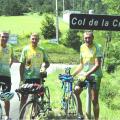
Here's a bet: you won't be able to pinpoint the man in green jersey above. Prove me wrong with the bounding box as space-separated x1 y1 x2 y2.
19 33 50 110
72 31 103 120
0 32 14 120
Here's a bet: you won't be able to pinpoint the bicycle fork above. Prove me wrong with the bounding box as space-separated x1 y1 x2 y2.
86 82 91 119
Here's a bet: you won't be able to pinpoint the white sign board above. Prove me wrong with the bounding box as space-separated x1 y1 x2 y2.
63 10 81 24
8 34 18 44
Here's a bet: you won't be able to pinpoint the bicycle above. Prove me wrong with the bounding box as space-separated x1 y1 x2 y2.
59 67 78 118
0 82 14 119
16 72 51 120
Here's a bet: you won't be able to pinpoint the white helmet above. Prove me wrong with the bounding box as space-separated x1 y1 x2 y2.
0 92 14 101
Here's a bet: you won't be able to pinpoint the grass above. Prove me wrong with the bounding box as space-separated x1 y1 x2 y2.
0 15 43 34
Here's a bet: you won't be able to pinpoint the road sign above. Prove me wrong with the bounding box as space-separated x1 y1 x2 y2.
70 14 120 31
8 34 18 44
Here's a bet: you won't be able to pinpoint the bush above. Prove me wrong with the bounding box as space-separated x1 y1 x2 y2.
60 29 82 52
40 14 56 39
105 41 120 73
100 81 118 108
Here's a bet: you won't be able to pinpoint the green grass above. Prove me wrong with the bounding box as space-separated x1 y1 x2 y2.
0 15 43 34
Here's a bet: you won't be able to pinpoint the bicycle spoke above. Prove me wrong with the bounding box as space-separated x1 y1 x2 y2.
43 86 51 112
67 93 78 118
19 101 40 119
0 104 2 119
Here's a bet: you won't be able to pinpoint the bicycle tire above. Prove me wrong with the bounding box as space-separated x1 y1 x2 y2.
43 86 51 112
67 92 78 118
0 104 2 119
19 100 41 120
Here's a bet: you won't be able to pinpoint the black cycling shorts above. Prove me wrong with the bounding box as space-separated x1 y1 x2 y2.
25 78 41 84
76 80 97 89
0 76 11 92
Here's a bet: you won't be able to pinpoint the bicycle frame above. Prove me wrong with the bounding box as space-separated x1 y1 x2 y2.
59 67 78 118
17 77 51 119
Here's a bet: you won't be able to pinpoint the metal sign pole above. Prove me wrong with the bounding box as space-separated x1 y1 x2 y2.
56 0 59 44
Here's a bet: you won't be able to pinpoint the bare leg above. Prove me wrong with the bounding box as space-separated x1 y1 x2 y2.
74 86 83 116
4 101 10 117
91 89 99 120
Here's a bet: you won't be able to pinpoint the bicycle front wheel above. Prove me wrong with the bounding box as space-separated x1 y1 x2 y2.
19 101 41 120
67 92 78 118
0 104 2 119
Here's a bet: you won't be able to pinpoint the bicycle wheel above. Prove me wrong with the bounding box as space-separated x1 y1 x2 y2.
67 92 78 118
0 104 2 119
19 100 41 120
43 86 51 112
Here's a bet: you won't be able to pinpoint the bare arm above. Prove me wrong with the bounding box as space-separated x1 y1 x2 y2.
20 62 25 81
72 62 83 77
44 61 50 69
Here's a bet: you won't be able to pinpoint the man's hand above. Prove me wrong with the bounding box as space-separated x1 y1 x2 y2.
40 67 46 73
79 72 87 81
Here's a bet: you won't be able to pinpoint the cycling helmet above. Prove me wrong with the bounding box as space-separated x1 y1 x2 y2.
0 92 14 101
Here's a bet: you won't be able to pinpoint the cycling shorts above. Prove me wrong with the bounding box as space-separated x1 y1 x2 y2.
0 76 11 92
76 77 102 91
25 78 41 84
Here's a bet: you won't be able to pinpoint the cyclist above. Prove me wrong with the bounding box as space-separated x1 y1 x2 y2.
72 31 103 120
19 33 50 110
0 32 14 120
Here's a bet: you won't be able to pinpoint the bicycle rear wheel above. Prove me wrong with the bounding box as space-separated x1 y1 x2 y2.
43 86 51 112
19 101 41 120
0 104 2 119
67 92 78 118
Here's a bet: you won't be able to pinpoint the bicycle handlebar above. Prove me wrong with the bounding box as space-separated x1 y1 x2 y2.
59 74 73 82
15 84 44 95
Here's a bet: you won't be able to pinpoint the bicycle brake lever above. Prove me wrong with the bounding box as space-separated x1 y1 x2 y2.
16 92 21 101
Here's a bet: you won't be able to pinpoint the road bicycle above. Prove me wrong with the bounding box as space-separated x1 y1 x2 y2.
16 72 51 120
59 67 78 119
0 82 14 119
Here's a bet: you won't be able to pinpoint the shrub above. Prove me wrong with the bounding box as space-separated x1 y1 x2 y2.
100 81 118 108
40 14 56 39
60 29 82 52
105 41 120 73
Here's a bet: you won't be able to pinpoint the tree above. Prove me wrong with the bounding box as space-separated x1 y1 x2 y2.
0 0 26 16
61 29 82 52
102 0 120 15
40 14 56 39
